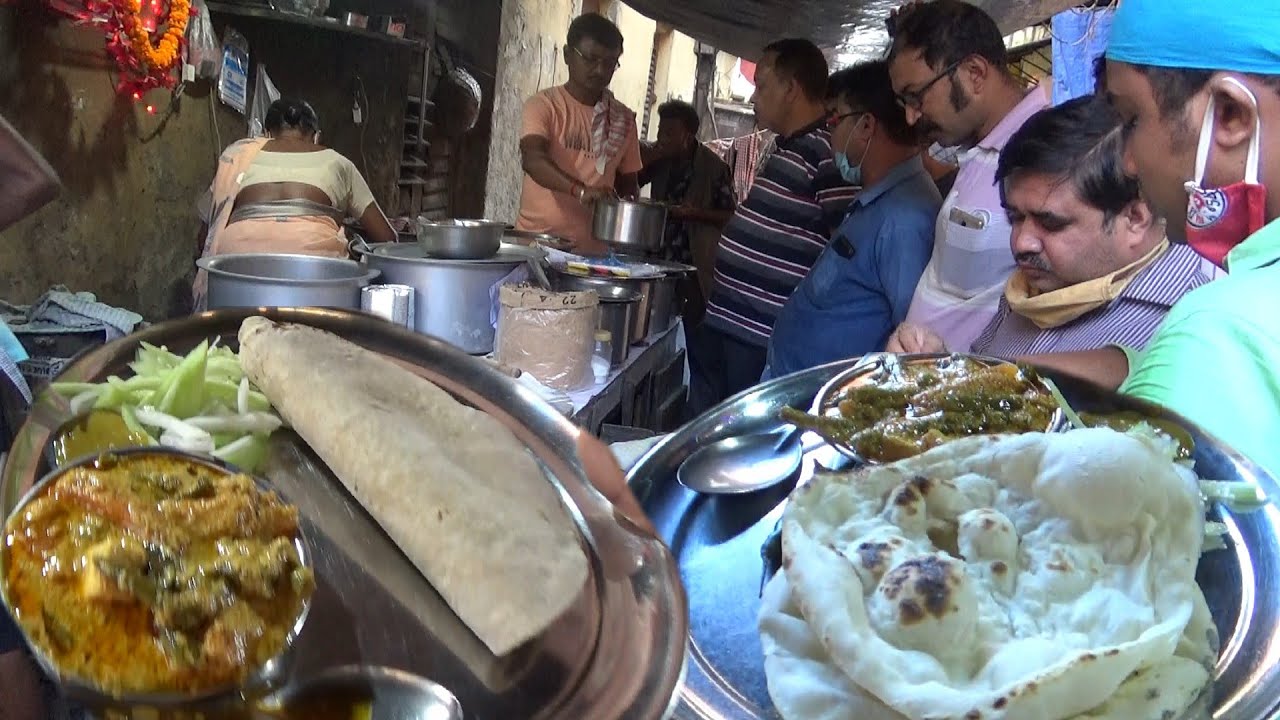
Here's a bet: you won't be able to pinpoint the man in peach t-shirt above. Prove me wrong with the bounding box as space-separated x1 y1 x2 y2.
517 13 642 255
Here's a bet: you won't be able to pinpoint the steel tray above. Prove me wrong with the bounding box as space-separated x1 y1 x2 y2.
629 358 1280 720
1 307 688 720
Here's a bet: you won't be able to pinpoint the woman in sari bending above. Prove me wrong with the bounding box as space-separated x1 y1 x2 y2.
193 98 396 309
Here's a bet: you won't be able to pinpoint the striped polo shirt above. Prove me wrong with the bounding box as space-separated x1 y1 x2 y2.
970 243 1221 356
704 119 856 347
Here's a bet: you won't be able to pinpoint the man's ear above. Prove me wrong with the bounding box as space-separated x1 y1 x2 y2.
1121 198 1158 248
1208 74 1260 161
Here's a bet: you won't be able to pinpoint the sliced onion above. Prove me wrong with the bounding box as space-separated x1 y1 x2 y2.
185 412 282 435
159 429 216 454
70 389 101 416
134 405 210 442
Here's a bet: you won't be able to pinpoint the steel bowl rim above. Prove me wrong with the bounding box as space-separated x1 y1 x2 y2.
257 663 463 717
0 445 314 706
197 253 381 287
592 287 642 304
360 241 531 267
415 218 507 230
599 197 668 210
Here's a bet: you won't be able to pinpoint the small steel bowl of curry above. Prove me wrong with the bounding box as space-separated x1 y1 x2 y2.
0 447 315 718
785 353 1064 464
254 665 464 720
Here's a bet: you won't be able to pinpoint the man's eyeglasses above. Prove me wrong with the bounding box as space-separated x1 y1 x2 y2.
826 109 868 129
894 60 962 110
572 46 621 71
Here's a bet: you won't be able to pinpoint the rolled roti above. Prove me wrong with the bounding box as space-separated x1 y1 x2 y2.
238 316 589 656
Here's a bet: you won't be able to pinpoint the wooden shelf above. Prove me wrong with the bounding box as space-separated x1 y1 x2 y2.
204 2 425 49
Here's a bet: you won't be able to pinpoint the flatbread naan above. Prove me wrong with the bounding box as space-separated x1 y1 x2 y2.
760 429 1211 720
238 316 590 656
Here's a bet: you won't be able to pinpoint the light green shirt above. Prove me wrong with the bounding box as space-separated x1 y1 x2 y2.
1121 218 1280 478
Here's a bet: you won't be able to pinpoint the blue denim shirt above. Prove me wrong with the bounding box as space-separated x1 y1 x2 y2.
764 155 941 380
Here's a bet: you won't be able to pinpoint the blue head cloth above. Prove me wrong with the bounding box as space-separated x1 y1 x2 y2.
1106 0 1280 74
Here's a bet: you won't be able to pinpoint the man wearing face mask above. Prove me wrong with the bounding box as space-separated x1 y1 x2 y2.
1091 0 1280 478
886 0 1050 352
888 95 1218 359
685 38 854 417
517 13 643 256
762 61 940 380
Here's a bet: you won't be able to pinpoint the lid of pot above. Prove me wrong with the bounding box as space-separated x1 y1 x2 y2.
364 242 535 266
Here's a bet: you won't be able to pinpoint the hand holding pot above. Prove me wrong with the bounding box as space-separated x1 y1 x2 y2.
578 185 617 205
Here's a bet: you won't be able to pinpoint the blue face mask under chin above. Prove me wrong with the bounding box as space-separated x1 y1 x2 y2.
834 114 870 185
835 151 861 186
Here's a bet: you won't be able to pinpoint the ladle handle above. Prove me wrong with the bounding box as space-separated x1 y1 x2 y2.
772 425 829 454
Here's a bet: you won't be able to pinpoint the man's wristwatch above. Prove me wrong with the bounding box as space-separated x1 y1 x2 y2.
572 183 585 202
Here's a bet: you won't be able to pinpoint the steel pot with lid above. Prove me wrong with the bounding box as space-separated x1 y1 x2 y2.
355 242 530 354
591 198 669 254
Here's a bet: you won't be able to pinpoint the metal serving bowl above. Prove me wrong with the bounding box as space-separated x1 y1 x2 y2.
0 447 313 719
809 352 1065 463
254 665 463 720
416 218 506 260
591 198 669 254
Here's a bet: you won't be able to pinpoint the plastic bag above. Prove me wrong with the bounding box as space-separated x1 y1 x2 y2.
187 0 220 80
494 285 599 391
248 64 281 138
217 27 250 114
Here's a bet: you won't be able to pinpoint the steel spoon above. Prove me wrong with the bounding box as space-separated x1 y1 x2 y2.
676 427 824 494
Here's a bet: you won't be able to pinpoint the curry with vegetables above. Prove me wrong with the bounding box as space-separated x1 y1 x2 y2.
2 451 314 696
784 357 1059 462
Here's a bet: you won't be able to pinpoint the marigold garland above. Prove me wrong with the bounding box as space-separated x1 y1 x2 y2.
49 0 190 98
121 0 189 71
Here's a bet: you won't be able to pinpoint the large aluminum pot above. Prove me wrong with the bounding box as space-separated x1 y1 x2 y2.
197 253 380 310
416 218 505 259
591 198 668 254
549 268 656 346
357 242 527 354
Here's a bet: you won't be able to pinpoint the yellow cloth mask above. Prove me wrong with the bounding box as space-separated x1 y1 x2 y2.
1004 238 1170 329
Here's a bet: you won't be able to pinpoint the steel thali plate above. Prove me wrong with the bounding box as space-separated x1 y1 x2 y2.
0 307 688 720
629 357 1280 720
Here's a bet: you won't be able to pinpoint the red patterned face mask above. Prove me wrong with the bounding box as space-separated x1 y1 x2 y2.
1184 77 1268 269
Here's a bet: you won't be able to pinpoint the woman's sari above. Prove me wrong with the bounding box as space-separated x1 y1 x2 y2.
192 139 351 310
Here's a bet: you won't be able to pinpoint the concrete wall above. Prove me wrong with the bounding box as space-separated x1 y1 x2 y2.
643 28 697 141
604 1 656 123
0 5 412 320
482 0 580 223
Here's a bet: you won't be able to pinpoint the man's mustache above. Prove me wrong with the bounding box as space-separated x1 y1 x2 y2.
1015 252 1051 271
